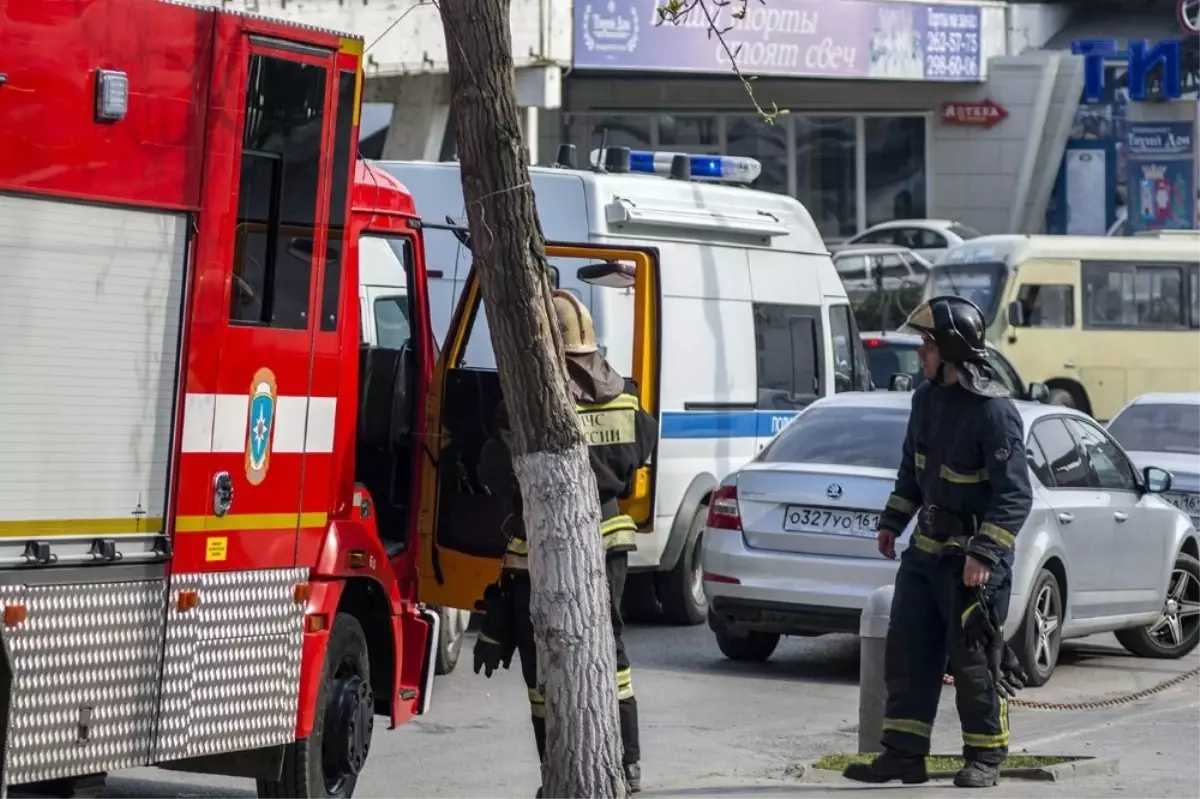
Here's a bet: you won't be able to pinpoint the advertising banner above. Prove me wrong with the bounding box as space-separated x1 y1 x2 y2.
1126 121 1196 233
573 0 984 82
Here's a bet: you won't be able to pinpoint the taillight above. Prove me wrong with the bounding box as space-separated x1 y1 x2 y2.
863 337 885 348
707 485 742 531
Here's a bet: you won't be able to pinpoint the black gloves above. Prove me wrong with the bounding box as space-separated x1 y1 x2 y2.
473 580 516 678
961 588 1028 699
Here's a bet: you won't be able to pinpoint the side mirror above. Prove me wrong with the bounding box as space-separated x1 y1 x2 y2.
1007 300 1026 328
577 261 636 289
1143 466 1173 494
888 373 913 392
1025 382 1050 404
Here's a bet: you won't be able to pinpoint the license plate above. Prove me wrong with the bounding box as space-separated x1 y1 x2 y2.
783 505 880 538
1165 492 1200 518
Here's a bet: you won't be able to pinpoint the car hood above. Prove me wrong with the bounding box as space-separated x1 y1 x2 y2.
1126 451 1200 492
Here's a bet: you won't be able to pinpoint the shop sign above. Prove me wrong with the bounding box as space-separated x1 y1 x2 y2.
1072 39 1184 102
1127 123 1193 157
573 0 984 82
940 99 1007 128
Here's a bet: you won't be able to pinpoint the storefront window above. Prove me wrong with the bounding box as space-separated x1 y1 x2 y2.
727 116 787 195
795 116 856 240
657 114 720 152
588 115 652 156
864 116 927 227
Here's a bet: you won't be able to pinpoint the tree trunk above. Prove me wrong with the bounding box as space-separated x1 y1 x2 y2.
437 1 625 796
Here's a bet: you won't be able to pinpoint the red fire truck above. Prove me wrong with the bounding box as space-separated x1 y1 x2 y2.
0 1 442 795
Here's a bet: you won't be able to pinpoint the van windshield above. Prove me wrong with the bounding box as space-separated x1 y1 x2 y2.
924 261 1008 325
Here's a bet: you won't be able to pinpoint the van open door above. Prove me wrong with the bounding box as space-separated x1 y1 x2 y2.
415 244 661 611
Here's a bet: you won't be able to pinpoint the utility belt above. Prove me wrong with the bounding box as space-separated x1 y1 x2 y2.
912 505 977 557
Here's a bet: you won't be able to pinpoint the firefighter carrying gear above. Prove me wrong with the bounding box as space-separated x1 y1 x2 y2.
473 579 517 678
962 587 1028 700
848 294 1033 787
473 291 658 791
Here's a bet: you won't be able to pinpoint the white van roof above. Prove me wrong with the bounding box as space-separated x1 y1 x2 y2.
940 233 1200 267
376 157 829 256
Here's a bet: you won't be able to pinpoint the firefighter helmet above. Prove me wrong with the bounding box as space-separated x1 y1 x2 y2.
902 295 989 364
552 290 598 355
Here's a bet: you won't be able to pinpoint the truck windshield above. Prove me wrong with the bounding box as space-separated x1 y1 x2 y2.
924 261 1008 325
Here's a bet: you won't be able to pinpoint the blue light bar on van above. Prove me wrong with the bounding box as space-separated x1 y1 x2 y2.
624 150 763 184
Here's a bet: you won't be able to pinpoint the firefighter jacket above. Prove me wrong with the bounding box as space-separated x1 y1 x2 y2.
478 353 658 571
878 380 1033 568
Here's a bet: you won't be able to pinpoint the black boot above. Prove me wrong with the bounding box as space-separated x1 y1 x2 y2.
842 749 928 785
953 760 1001 788
623 763 642 795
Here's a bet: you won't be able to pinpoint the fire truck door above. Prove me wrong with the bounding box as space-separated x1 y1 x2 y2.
416 244 661 611
181 36 352 570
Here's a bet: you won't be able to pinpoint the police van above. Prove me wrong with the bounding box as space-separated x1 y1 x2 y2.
376 147 871 626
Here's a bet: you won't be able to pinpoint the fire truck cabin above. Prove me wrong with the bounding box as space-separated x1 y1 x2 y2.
0 1 437 795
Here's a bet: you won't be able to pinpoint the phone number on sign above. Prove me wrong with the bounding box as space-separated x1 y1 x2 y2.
926 53 980 80
926 30 979 56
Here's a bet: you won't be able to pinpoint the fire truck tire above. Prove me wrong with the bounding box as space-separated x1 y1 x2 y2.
258 613 372 799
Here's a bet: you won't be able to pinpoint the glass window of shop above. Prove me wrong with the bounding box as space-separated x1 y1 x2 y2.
568 112 929 242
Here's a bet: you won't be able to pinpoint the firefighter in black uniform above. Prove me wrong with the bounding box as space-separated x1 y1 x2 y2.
844 296 1033 789
471 290 658 796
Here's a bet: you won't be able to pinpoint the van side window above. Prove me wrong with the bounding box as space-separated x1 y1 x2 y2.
229 54 328 330
1016 284 1074 327
1083 262 1186 328
753 303 823 410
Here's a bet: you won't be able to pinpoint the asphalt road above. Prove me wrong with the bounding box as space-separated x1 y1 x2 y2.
65 624 1200 798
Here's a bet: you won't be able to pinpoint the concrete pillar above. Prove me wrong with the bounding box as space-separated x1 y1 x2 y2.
858 584 895 754
365 74 451 162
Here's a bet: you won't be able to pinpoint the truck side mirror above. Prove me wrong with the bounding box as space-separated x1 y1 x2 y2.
1007 300 1026 328
577 261 636 289
888 373 913 392
1025 382 1050 404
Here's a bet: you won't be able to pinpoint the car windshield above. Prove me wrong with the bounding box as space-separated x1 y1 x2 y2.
864 342 923 389
759 405 909 469
925 261 1007 324
947 224 982 240
1108 404 1200 455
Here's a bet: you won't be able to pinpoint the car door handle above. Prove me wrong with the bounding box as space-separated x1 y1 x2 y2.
1057 512 1074 524
1114 512 1129 523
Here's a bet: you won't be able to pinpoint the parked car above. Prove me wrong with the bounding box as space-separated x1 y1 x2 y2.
831 219 983 263
834 248 930 332
859 331 1048 404
1107 393 1200 527
701 391 1199 686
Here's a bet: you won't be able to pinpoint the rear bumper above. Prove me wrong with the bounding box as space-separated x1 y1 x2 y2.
701 527 900 636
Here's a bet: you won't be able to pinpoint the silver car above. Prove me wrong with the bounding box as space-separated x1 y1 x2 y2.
701 391 1199 686
1107 393 1200 526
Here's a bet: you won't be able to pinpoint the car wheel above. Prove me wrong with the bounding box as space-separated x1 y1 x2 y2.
1016 569 1063 687
656 505 708 626
709 611 779 662
1047 388 1076 408
435 607 470 675
1115 552 1200 659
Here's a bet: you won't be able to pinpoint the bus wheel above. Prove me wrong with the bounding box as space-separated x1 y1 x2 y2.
259 613 372 799
1047 388 1076 408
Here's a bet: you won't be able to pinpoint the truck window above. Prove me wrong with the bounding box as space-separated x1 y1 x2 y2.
229 54 328 330
753 303 823 410
319 70 358 333
374 297 411 350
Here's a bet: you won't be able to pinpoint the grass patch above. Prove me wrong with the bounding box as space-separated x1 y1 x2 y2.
813 753 1073 773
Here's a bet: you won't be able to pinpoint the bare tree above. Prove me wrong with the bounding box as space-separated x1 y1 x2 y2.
437 1 625 796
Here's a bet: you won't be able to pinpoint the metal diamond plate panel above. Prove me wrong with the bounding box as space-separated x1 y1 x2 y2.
0 580 167 787
153 568 308 763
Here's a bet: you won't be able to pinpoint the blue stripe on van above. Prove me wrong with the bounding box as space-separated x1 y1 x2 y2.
659 410 798 439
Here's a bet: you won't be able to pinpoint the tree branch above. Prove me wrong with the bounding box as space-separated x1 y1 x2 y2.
656 0 789 124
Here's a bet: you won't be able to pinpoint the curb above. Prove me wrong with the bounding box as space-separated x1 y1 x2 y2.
791 755 1120 784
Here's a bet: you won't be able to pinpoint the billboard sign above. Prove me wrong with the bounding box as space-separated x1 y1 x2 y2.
1072 39 1185 102
573 0 984 82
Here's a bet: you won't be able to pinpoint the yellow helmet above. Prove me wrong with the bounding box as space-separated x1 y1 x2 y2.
551 290 597 355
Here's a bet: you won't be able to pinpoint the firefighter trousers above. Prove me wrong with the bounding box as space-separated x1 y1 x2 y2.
511 551 640 766
881 548 1012 766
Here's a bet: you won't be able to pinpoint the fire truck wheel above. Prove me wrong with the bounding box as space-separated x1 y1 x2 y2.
258 613 372 799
